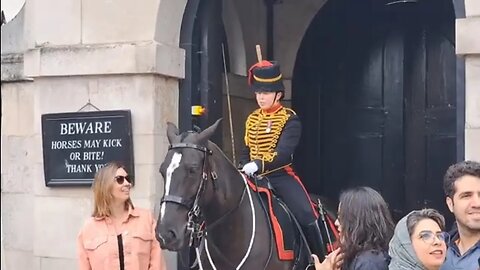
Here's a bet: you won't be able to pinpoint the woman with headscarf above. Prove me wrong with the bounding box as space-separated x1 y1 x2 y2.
389 209 448 270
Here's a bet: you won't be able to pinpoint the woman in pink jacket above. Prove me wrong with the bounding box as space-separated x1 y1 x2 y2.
77 162 166 270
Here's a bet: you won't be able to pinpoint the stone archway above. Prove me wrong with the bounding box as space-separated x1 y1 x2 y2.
155 0 188 46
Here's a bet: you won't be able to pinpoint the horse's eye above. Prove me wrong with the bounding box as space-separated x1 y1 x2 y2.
188 167 198 175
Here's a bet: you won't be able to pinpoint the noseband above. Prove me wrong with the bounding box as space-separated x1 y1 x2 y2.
161 142 217 247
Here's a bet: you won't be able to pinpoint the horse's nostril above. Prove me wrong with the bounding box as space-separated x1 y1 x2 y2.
157 228 178 245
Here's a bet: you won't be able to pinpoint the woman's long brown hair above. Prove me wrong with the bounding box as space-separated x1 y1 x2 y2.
92 162 134 218
338 186 394 269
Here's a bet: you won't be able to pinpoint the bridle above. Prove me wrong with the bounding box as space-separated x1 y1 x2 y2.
161 142 216 247
160 141 257 270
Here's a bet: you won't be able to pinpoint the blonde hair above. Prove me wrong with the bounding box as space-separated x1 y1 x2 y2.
92 162 134 218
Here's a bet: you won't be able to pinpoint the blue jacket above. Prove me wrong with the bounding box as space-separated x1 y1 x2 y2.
440 227 480 270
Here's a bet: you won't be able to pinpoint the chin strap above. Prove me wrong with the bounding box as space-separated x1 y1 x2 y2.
265 93 282 111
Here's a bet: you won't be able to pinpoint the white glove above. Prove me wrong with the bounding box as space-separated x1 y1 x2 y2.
242 162 259 176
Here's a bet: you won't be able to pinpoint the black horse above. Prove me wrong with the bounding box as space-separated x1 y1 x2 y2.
156 120 337 270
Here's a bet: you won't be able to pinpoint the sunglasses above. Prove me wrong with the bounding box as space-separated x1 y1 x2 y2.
114 175 132 185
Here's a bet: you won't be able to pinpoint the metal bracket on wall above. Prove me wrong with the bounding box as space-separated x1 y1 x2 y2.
77 100 101 112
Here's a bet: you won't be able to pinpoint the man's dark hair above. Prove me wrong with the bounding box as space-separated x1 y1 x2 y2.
443 160 480 198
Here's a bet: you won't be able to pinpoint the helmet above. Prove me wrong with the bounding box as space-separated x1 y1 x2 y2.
248 60 285 92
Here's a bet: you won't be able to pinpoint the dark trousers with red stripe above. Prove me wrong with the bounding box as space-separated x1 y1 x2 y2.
267 169 318 226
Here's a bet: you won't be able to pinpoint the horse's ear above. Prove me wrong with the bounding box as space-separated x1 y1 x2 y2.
166 122 179 144
198 118 222 142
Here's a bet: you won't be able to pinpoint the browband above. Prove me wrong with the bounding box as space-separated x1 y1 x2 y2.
169 143 212 155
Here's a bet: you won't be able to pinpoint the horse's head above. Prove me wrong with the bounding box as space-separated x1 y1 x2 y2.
155 119 221 251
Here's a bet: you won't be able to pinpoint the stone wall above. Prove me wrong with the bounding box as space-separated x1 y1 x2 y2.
1 0 185 269
1 74 180 270
458 0 480 160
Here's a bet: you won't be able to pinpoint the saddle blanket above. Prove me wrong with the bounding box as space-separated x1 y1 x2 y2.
245 176 340 261
246 177 298 261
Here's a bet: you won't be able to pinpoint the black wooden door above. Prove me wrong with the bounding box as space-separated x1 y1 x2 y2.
403 2 457 220
292 0 457 221
178 0 224 269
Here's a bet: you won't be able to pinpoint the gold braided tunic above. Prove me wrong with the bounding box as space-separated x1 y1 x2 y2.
243 106 298 174
240 105 318 230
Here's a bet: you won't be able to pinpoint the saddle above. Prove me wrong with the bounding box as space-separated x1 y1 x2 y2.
247 177 298 260
246 176 339 261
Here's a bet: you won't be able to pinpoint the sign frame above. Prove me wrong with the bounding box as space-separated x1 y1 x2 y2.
41 110 134 187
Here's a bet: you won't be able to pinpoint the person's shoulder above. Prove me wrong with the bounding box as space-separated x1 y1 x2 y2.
446 226 459 247
283 108 300 124
81 216 102 228
245 109 261 127
78 217 106 237
351 250 390 270
132 207 153 215
283 107 297 116
246 109 262 121
131 207 155 220
249 108 262 115
441 242 480 270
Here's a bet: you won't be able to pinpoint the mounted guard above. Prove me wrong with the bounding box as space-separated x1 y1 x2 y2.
156 45 338 270
239 57 327 260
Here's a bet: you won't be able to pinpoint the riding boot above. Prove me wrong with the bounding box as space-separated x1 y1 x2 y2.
303 220 327 261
